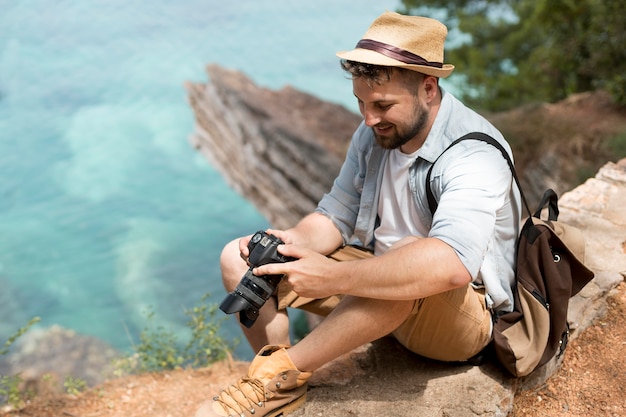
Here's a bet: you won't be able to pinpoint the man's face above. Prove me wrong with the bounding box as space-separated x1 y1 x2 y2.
353 73 429 152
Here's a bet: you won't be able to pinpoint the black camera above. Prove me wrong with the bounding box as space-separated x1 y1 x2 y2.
219 231 295 328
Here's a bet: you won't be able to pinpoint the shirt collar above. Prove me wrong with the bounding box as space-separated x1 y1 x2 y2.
417 87 453 163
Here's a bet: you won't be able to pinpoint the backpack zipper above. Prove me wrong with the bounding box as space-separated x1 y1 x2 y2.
531 289 550 311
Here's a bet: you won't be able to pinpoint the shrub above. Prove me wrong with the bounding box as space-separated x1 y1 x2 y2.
115 293 237 374
0 317 41 409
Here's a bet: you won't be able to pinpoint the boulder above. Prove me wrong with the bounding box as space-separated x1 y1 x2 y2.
0 325 120 394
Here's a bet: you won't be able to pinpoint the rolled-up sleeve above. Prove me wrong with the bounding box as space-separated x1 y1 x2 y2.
316 123 370 243
427 141 513 279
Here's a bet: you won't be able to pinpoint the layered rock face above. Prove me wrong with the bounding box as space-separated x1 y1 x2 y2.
186 65 361 230
186 66 625 229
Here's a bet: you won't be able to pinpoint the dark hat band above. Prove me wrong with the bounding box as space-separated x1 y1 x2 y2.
355 39 443 68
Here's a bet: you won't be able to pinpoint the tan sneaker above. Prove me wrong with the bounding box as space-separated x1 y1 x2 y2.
194 345 311 417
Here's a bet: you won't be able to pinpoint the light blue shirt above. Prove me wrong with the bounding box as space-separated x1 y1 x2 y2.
316 88 521 312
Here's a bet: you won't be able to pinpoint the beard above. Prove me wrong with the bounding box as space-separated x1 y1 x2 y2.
373 101 429 150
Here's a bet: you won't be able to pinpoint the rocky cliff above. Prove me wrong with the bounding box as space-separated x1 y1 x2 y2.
186 65 626 225
186 65 361 230
488 90 626 204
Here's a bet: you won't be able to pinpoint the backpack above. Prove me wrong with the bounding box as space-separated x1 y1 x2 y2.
426 132 595 377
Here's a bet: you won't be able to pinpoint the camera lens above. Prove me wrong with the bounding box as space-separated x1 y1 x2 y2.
219 231 292 327
240 275 272 301
251 232 262 244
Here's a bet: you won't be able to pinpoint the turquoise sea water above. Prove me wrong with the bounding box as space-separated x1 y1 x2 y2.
1 0 414 359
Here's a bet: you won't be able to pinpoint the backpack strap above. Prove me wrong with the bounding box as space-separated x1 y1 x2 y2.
425 132 532 218
534 188 559 221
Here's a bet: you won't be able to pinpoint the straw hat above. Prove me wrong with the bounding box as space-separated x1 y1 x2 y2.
336 12 455 78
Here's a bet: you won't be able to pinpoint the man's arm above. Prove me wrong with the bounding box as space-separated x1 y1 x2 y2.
263 212 343 257
332 236 471 299
255 235 470 301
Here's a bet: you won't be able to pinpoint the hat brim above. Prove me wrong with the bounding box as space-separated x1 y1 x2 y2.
337 49 454 78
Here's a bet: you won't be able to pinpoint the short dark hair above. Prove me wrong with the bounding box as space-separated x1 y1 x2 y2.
340 60 427 92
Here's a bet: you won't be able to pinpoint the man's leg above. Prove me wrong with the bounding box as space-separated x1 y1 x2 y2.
195 291 414 417
203 243 413 416
288 295 414 372
220 239 290 353
392 285 492 361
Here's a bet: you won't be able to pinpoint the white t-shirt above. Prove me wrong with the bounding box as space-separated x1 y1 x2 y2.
374 148 428 255
316 88 521 312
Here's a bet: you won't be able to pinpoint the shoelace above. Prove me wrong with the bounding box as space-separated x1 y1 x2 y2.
214 377 269 416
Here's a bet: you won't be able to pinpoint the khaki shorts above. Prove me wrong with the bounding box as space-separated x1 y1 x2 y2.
276 245 492 362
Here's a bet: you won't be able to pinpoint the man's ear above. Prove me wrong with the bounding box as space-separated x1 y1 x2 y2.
423 76 439 102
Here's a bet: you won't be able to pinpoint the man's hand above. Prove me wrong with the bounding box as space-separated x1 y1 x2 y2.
253 243 340 300
238 228 292 261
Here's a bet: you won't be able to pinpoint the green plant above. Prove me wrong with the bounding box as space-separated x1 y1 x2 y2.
0 317 40 356
575 164 598 186
0 317 41 409
134 310 183 371
180 293 237 368
115 293 237 374
0 374 22 409
64 376 87 395
401 0 626 110
607 131 626 158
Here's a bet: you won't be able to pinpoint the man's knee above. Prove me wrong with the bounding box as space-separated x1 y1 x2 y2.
392 286 492 361
220 238 248 291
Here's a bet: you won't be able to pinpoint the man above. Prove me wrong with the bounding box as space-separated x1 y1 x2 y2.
194 11 521 417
